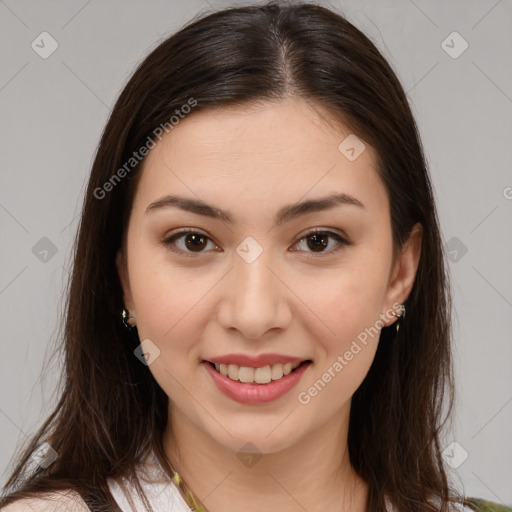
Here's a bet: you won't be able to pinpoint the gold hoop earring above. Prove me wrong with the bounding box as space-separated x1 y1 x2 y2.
391 304 406 333
121 307 136 329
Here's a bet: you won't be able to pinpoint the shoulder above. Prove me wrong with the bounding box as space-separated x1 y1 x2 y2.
1 490 90 512
384 494 512 512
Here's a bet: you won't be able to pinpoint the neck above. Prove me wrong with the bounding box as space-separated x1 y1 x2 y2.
162 403 368 512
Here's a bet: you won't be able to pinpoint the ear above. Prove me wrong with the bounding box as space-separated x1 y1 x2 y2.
116 250 135 314
381 222 423 326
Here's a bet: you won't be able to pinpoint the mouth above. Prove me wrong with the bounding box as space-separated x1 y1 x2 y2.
205 360 312 385
202 358 312 404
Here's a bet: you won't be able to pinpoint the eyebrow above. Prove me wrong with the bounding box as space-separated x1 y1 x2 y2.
145 192 364 225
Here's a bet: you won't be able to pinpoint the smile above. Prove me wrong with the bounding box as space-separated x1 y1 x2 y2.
210 361 303 384
203 360 312 405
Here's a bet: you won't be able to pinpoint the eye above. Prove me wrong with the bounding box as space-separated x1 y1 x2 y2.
162 228 351 257
291 229 351 256
162 229 219 257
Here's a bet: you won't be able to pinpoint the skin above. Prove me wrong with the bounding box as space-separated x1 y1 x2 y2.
116 98 422 512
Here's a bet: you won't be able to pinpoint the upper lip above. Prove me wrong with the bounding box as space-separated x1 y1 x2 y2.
205 353 308 367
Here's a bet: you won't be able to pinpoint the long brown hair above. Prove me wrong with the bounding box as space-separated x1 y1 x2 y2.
1 2 462 511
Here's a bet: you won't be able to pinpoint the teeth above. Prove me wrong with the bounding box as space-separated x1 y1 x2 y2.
212 361 302 384
227 364 239 380
238 366 254 383
271 364 283 380
254 365 272 384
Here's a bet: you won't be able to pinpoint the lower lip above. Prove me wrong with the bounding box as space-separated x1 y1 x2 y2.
203 361 311 405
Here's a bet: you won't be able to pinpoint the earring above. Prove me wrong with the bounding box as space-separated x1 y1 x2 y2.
391 304 406 333
121 307 136 329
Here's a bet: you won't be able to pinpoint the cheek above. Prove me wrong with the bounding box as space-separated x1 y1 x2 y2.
303 337 378 414
128 261 210 398
289 253 392 377
295 258 390 335
294 269 385 410
342 241 393 313
126 246 180 332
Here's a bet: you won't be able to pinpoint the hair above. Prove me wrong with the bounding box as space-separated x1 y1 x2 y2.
1 2 469 511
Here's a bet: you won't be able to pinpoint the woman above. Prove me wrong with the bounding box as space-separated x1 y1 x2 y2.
1 2 509 511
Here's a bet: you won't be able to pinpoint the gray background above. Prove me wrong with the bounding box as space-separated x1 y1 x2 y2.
1 0 511 505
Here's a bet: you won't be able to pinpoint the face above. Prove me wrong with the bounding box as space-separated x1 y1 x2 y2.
116 99 421 454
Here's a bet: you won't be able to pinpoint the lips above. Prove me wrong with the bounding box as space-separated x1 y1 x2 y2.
203 359 311 404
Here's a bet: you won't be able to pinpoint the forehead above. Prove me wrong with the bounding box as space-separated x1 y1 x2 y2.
132 99 388 221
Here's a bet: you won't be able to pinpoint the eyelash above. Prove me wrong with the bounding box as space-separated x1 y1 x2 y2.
162 228 351 258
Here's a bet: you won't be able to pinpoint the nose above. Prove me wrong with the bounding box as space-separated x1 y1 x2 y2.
216 248 292 340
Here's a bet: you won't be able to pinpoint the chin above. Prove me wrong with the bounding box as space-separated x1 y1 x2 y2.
205 416 307 456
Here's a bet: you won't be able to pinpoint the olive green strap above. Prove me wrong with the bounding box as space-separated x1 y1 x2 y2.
171 472 209 512
465 497 512 512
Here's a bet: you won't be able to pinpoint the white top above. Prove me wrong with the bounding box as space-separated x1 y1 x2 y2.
106 450 192 512
2 450 476 512
1 450 190 512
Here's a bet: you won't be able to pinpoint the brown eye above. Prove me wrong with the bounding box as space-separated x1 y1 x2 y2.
163 230 218 256
163 228 350 258
306 232 329 252
293 230 350 255
183 233 208 251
